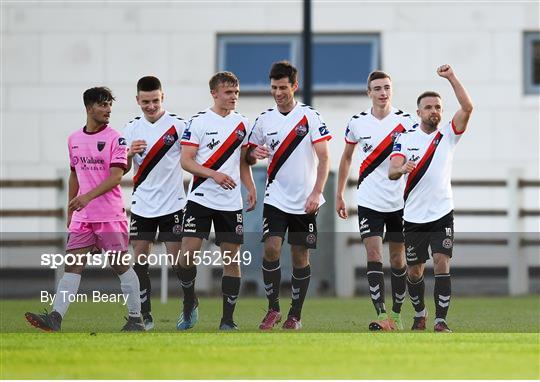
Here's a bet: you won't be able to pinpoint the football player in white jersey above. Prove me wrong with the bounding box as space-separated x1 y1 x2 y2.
389 64 473 332
124 76 187 330
177 71 257 331
336 71 417 331
247 61 331 330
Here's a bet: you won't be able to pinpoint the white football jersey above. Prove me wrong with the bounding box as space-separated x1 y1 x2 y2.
123 111 187 218
248 102 332 214
345 107 418 212
181 108 249 211
390 120 463 223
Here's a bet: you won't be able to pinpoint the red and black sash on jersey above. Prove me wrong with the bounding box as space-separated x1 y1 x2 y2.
191 122 246 191
357 124 406 187
133 125 178 192
404 131 444 201
266 116 309 187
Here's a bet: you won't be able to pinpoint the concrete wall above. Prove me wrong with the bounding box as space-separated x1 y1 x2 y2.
1 1 539 233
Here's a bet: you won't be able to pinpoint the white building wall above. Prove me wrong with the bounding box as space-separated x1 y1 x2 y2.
1 1 539 233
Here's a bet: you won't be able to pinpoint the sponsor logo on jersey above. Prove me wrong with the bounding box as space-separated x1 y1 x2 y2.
71 145 78 149
295 124 308 137
163 134 175 146
393 143 401 151
362 143 373 153
118 137 127 146
407 147 420 151
206 138 221 150
269 139 280 151
236 128 246 141
71 156 79 166
318 124 329 136
184 216 196 231
406 246 417 261
360 136 372 140
97 141 106 151
206 131 218 135
267 131 278 136
359 218 370 234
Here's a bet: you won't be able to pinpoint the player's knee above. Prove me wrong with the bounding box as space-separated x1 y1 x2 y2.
264 242 281 262
389 252 405 268
433 254 450 273
291 246 309 268
366 247 382 262
407 265 423 281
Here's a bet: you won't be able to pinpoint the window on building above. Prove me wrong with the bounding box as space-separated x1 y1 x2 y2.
524 32 540 95
217 34 380 93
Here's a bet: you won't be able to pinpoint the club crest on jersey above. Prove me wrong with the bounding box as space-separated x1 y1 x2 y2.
306 233 316 245
391 131 400 140
97 141 106 151
442 238 453 249
295 124 308 137
235 224 244 235
236 128 246 141
172 224 183 235
163 134 175 146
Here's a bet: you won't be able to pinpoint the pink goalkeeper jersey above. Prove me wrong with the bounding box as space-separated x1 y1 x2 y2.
68 125 128 223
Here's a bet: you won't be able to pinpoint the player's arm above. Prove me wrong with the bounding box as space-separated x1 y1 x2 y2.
388 155 415 180
305 140 330 215
67 169 79 227
180 145 237 190
437 64 473 134
126 139 147 173
240 146 257 211
68 167 124 211
246 145 270 166
336 143 355 219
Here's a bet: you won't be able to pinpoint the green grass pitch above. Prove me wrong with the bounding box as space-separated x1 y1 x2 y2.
1 296 539 379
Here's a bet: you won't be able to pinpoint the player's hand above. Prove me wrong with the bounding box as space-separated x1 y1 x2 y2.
68 193 92 211
212 172 237 190
129 139 147 157
401 160 416 174
336 196 348 219
66 210 73 229
245 187 257 212
437 64 454 79
251 145 270 160
304 190 320 215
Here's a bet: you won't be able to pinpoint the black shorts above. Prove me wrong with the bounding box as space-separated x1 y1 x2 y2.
129 209 184 242
181 201 243 245
357 206 404 242
403 211 454 265
262 204 317 249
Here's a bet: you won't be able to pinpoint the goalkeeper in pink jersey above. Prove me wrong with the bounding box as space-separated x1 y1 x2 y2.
25 87 144 332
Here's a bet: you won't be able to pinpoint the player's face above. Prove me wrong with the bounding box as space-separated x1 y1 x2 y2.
211 82 239 111
417 96 443 128
367 78 392 108
271 78 298 109
137 89 164 123
87 101 112 125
